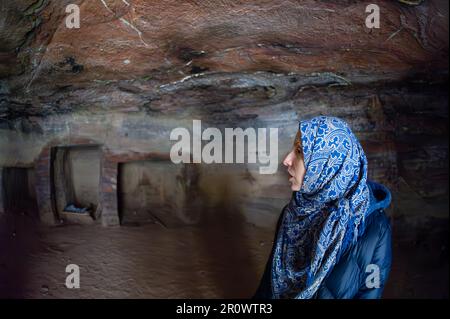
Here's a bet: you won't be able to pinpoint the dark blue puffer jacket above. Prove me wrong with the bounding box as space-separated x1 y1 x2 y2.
253 181 392 299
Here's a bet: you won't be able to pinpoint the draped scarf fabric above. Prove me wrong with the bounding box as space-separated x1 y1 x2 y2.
271 116 370 299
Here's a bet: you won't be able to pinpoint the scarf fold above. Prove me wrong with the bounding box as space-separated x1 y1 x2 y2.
271 116 370 299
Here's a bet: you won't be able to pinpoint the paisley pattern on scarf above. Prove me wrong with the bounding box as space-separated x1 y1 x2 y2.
271 116 370 299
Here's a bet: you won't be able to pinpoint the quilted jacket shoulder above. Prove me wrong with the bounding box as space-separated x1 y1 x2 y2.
315 208 392 299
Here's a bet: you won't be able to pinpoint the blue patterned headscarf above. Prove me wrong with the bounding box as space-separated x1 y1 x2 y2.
271 116 370 299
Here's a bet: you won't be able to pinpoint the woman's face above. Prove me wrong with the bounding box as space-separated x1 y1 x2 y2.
283 143 306 192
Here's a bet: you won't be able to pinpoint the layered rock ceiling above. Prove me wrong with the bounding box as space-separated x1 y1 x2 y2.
1 0 448 117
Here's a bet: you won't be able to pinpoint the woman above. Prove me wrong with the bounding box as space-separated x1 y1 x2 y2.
254 116 392 299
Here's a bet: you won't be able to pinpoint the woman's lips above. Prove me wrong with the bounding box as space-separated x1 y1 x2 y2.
287 169 295 183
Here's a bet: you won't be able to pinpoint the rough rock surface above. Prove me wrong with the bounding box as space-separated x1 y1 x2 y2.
0 0 448 116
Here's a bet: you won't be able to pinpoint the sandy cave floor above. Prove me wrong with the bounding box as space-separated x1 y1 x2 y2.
0 211 448 299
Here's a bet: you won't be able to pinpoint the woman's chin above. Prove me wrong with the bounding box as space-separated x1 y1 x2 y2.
290 183 301 192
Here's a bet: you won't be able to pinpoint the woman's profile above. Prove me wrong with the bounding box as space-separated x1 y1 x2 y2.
254 116 392 299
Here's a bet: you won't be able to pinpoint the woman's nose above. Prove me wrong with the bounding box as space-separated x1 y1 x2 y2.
283 153 292 167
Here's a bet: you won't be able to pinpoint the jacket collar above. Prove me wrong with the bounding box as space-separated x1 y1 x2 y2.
367 180 392 215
